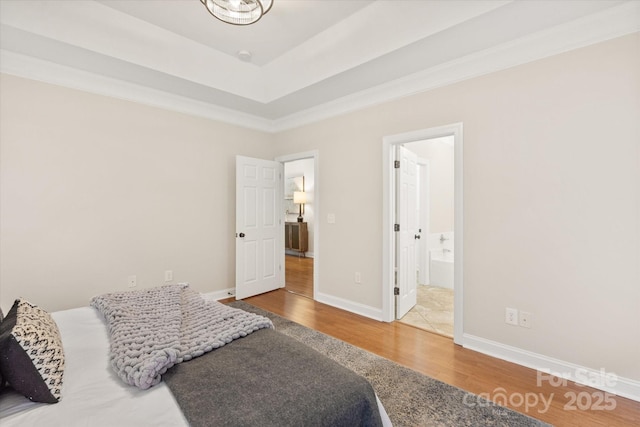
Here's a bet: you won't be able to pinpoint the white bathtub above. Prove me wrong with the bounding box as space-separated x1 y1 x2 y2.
429 248 454 289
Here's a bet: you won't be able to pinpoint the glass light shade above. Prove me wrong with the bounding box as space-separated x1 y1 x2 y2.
293 191 306 204
201 0 273 26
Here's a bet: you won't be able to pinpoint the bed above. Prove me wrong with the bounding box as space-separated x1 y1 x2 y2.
0 285 392 426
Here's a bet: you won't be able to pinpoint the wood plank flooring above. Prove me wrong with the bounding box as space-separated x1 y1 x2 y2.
284 255 313 298
233 280 639 426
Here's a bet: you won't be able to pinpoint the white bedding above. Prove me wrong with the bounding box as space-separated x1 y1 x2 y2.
0 306 392 426
0 307 188 426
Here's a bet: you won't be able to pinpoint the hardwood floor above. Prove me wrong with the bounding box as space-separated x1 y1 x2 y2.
237 290 639 426
284 254 313 298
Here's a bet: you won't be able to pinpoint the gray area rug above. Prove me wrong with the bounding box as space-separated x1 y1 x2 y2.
229 301 551 427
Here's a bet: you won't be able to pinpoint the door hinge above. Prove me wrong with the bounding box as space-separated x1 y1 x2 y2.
394 224 400 232
394 160 400 168
394 287 400 296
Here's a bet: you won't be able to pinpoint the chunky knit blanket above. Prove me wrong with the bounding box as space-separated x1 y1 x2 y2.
90 283 273 390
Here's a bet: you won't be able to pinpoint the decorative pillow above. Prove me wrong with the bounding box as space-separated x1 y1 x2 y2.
0 299 65 403
0 306 3 391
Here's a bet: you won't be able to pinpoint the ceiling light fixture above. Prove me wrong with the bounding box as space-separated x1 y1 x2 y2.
200 0 273 26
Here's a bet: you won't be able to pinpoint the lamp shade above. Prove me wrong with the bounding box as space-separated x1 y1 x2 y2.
293 191 306 204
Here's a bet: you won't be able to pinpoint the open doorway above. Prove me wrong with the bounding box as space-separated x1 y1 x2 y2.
382 123 463 345
277 151 318 299
398 137 455 337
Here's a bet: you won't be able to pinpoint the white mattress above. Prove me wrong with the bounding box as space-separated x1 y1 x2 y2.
0 306 392 426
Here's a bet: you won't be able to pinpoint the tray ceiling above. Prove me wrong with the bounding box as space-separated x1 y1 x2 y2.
1 0 637 131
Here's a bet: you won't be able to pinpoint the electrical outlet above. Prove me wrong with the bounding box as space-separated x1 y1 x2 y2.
164 270 173 282
355 272 362 284
327 213 336 224
519 311 532 328
505 307 518 325
127 275 137 288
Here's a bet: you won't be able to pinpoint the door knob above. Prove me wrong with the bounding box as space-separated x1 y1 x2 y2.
239 232 245 238
414 234 421 239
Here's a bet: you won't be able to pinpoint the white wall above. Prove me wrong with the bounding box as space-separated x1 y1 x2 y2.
1 32 638 387
406 136 454 233
273 33 640 381
0 74 274 312
284 158 315 256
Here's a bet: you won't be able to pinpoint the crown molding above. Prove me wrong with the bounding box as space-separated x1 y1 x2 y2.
2 2 638 134
272 1 640 132
0 49 273 133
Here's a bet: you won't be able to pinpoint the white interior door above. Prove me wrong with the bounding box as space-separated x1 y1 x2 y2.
235 156 284 300
396 146 419 319
417 159 430 285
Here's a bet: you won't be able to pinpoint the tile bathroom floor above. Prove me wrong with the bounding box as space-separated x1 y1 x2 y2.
398 285 454 337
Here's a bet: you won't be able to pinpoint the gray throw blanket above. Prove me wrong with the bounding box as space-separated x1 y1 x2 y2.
164 327 383 427
90 283 273 389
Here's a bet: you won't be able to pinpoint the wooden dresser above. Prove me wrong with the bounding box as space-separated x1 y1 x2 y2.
285 222 308 257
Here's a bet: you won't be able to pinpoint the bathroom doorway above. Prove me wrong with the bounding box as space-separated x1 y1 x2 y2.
398 136 455 337
382 123 463 344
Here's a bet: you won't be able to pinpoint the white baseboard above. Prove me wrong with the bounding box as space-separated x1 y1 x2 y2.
202 286 381 322
201 288 235 301
463 334 640 402
315 292 383 321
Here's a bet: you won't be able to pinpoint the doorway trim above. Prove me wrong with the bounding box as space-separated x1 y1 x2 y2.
382 123 463 345
417 158 430 287
276 150 319 300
